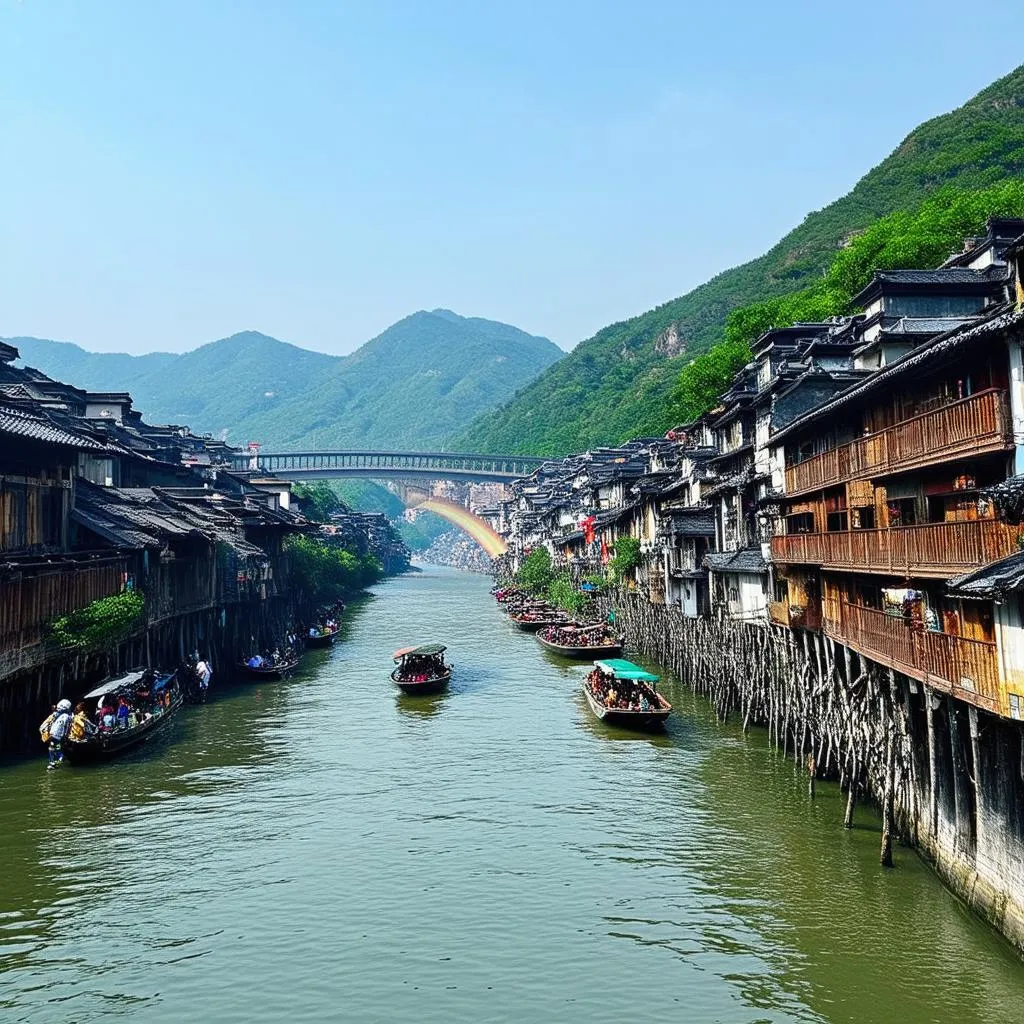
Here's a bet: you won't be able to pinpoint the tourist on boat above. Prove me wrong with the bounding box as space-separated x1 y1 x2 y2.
41 699 73 769
69 702 98 742
247 654 265 669
116 697 131 730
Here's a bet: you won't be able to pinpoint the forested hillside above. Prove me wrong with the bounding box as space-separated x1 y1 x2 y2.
9 310 562 449
457 63 1024 455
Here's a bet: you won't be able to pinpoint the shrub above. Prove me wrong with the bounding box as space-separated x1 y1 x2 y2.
47 591 145 651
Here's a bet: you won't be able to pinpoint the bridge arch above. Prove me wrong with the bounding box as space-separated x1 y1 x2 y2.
413 496 507 558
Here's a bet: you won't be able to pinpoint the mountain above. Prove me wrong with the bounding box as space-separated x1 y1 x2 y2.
456 63 1024 455
8 310 562 448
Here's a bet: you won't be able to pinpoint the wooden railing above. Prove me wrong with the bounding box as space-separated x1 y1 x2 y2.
784 390 1010 496
772 518 1019 576
827 602 1001 714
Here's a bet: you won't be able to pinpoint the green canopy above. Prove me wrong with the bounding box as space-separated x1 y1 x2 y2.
594 658 659 682
409 643 446 657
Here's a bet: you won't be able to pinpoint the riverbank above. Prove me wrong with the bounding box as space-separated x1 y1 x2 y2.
4 566 1023 1023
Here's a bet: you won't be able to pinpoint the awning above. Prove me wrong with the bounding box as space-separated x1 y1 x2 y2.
393 643 447 661
594 658 659 682
82 670 147 699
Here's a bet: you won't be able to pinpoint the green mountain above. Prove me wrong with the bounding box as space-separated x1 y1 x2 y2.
9 310 562 448
457 63 1024 455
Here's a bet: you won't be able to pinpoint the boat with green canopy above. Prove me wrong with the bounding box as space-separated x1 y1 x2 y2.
582 658 671 730
391 643 452 695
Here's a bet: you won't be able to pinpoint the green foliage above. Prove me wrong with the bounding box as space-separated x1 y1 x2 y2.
288 534 382 602
457 64 1024 454
48 591 145 651
516 547 554 595
292 482 347 523
669 338 753 426
725 180 1024 351
608 537 641 581
546 573 588 614
8 312 562 452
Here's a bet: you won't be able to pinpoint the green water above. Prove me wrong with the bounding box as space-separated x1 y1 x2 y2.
2 566 1022 1023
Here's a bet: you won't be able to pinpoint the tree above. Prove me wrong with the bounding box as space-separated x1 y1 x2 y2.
287 534 382 602
292 483 347 523
516 546 554 595
546 572 588 614
608 536 641 582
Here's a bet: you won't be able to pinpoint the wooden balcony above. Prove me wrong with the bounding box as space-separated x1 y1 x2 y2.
771 518 1019 578
769 600 822 630
827 602 1001 714
784 389 1011 497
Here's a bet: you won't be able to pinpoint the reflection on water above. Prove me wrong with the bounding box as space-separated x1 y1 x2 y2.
1 565 1022 1024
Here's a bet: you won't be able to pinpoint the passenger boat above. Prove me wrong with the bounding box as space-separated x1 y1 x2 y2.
64 669 183 764
581 659 671 730
305 624 340 648
237 654 301 680
507 602 572 632
536 623 624 658
391 643 452 695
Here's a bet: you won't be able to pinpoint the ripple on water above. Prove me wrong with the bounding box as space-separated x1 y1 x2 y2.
1 567 1023 1024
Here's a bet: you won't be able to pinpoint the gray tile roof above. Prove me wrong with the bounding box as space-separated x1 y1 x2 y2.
704 548 767 574
0 403 106 450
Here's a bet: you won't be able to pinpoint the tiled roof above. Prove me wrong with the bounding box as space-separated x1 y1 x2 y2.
873 267 1005 285
770 304 1024 446
948 550 1024 600
0 403 106 450
704 548 767 574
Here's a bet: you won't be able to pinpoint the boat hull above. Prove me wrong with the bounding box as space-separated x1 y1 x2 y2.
64 697 184 764
581 682 670 730
391 667 451 695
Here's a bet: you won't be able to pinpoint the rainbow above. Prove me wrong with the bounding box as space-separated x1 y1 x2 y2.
417 496 507 558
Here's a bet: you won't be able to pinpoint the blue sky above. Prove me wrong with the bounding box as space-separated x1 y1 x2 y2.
3 1 1024 356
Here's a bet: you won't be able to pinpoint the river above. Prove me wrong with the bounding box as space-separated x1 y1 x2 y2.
2 566 1023 1023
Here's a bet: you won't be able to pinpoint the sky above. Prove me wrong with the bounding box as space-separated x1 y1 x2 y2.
3 1 1024 357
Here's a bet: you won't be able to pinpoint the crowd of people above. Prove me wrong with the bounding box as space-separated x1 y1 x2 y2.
308 616 339 639
585 669 658 713
394 652 446 682
540 623 618 648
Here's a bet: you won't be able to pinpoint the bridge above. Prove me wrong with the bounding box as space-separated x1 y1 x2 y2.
232 449 546 484
234 448 548 557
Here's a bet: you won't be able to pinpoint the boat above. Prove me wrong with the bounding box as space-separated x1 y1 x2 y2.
391 643 452 695
536 623 624 658
237 654 301 680
64 669 183 764
507 601 572 632
581 659 671 730
305 624 340 648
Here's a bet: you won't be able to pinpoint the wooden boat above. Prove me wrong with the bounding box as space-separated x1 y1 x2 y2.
391 643 452 695
305 625 340 648
581 659 671 730
64 670 184 764
507 602 571 632
237 655 301 680
536 624 624 658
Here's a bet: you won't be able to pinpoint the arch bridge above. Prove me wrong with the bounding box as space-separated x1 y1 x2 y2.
232 449 546 484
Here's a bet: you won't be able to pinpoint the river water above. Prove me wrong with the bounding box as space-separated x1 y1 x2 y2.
2 566 1023 1023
